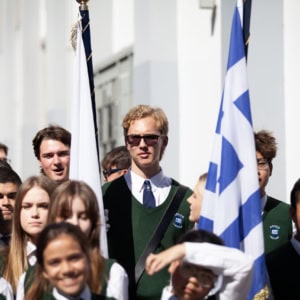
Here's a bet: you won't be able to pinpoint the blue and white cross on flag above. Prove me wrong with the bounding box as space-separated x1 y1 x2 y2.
198 0 269 299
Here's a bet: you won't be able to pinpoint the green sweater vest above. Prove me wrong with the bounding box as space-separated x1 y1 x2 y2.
263 196 293 254
103 176 193 300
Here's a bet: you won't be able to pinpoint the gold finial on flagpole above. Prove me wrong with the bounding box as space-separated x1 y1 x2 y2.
76 0 89 11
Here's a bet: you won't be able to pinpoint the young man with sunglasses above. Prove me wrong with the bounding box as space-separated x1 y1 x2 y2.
101 146 131 182
103 105 193 300
255 130 292 254
0 166 22 247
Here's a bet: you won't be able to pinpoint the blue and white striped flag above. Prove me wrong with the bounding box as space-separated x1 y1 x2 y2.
198 1 268 299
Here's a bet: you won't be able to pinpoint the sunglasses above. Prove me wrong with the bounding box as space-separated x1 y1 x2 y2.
126 134 161 147
102 168 123 179
0 192 17 200
179 263 217 289
257 158 270 170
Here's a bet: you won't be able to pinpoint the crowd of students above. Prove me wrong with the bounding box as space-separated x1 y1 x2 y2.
0 105 297 300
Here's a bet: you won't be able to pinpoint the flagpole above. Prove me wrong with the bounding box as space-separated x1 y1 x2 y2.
243 0 252 60
76 0 100 159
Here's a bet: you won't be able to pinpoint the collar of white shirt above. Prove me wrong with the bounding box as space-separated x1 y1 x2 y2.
161 285 177 300
124 169 172 206
26 241 37 266
291 235 300 255
53 285 91 300
261 194 268 213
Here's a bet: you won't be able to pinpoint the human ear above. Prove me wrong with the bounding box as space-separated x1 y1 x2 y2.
162 136 169 148
269 162 273 176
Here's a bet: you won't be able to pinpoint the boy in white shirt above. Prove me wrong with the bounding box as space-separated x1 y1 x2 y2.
146 229 253 300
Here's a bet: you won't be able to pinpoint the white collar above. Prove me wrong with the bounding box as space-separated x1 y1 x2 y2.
26 241 37 266
124 169 172 206
261 194 268 211
125 168 171 190
26 240 36 255
53 285 91 300
291 236 300 255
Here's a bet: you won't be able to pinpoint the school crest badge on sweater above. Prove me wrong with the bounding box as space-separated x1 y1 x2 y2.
269 225 280 240
173 213 184 228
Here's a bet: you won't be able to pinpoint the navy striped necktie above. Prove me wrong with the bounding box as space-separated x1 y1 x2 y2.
143 180 156 208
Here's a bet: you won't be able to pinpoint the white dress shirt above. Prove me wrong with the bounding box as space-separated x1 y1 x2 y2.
26 241 37 266
106 261 128 300
0 277 14 300
15 241 37 300
124 169 172 206
261 194 268 213
290 235 300 255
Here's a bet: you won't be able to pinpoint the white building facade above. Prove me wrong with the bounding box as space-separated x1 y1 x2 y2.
0 0 299 202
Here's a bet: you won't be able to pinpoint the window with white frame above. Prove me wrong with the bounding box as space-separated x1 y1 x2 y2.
94 46 133 161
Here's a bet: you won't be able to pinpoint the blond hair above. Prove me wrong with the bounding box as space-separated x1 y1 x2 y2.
3 176 56 293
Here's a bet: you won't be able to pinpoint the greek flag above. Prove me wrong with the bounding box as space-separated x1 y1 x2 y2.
198 1 268 299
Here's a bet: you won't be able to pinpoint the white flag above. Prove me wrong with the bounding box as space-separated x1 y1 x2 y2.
70 22 108 257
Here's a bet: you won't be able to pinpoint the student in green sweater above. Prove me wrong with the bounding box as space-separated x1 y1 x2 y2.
103 105 194 299
0 166 22 248
266 178 300 298
0 166 22 275
255 130 293 254
19 180 127 300
25 222 110 300
2 176 55 294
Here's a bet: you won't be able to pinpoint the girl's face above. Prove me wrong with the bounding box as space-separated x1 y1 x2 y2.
42 234 89 297
186 180 205 223
20 186 50 242
56 197 92 237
